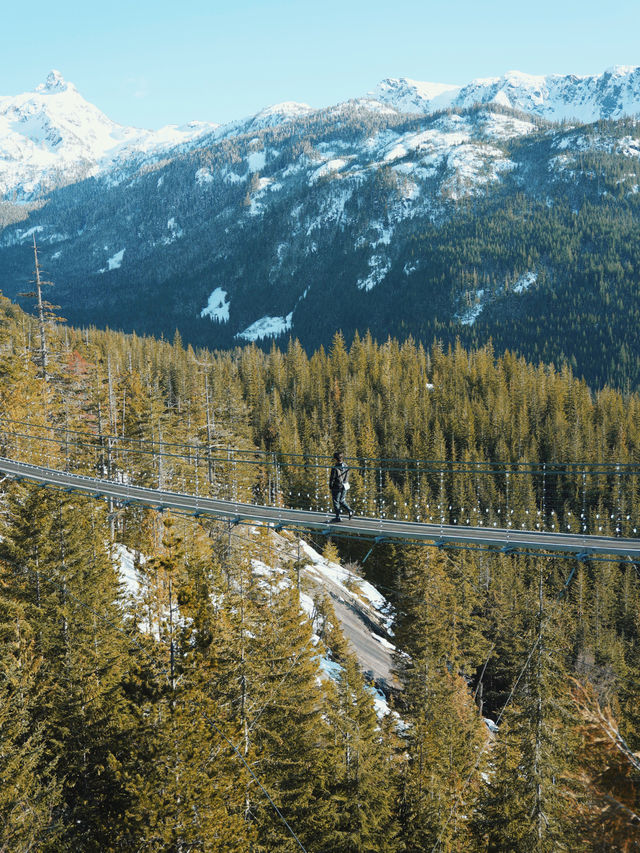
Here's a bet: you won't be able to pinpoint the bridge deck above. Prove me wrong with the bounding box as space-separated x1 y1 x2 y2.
1 456 639 558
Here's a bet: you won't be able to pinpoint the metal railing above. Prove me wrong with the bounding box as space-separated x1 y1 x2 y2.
1 416 639 539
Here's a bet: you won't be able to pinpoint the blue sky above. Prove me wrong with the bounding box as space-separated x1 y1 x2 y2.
3 0 638 128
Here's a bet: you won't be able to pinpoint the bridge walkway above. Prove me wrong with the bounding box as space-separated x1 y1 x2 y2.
1 456 639 559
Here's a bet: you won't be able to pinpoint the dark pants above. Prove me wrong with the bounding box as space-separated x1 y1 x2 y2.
331 487 352 518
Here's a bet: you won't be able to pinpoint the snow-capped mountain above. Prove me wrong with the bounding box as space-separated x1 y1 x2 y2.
370 78 461 114
0 70 219 199
4 66 640 203
230 101 315 132
1 65 640 388
371 65 640 122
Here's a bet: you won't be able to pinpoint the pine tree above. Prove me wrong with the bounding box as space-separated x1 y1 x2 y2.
323 652 400 852
567 678 640 852
122 517 253 849
476 566 582 852
393 547 488 852
0 596 61 850
0 485 136 850
249 574 332 852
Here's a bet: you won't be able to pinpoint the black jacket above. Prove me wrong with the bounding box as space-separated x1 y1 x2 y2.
330 461 349 492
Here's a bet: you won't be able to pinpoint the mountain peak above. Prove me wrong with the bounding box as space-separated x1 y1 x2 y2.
369 77 459 114
604 64 639 77
369 66 640 122
36 70 71 93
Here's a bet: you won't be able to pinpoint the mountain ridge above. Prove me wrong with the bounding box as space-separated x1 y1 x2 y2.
1 66 640 389
370 65 640 122
3 65 640 201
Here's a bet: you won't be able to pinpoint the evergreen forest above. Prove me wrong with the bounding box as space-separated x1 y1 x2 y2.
1 292 639 852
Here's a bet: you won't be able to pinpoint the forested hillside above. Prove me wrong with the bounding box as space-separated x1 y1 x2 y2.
3 96 640 390
1 297 639 851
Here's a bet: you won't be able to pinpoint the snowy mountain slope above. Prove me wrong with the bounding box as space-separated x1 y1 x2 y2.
0 70 219 199
3 93 638 369
0 72 319 202
0 104 536 336
3 65 640 203
370 77 460 113
1 66 640 387
371 65 640 122
218 100 315 135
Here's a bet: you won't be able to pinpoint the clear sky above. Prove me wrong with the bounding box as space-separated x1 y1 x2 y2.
2 0 638 129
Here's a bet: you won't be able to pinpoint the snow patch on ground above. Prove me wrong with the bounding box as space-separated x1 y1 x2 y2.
299 590 316 620
369 685 392 717
247 150 266 172
618 136 640 159
371 222 393 247
484 717 499 734
6 224 45 246
310 158 348 183
196 167 215 184
399 177 420 200
114 544 144 598
236 312 293 341
108 248 124 269
479 111 537 140
372 632 396 651
320 657 344 681
200 287 230 323
441 144 514 200
513 270 537 293
98 248 125 273
162 217 184 244
357 256 391 292
305 185 353 234
458 289 486 326
247 176 282 215
457 270 537 325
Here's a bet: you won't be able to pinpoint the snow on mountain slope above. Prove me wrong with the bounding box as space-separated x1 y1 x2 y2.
0 72 318 201
0 95 575 345
203 100 316 144
454 66 640 121
371 77 459 113
0 70 219 199
4 65 640 203
2 64 640 357
371 66 640 122
236 100 315 131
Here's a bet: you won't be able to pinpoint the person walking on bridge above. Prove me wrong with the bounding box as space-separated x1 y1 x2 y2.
329 452 353 523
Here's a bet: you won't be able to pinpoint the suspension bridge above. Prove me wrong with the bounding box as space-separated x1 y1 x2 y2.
5 426 635 853
1 449 640 559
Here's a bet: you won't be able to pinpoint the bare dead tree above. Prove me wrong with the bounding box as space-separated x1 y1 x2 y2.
18 235 65 381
